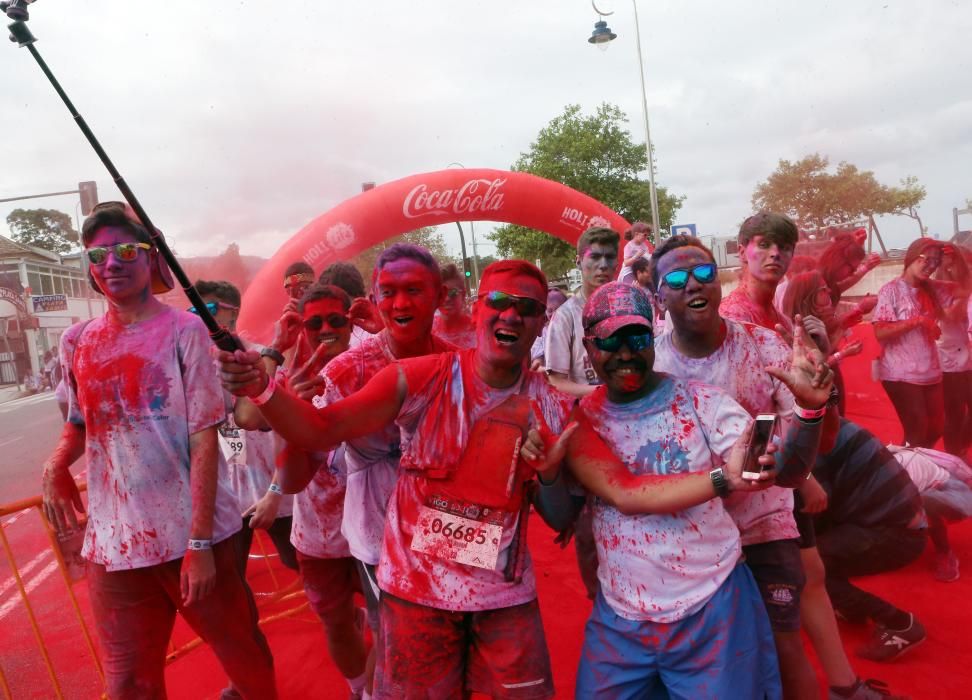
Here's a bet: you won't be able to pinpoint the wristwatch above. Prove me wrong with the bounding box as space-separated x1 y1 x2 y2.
709 467 730 498
260 346 285 365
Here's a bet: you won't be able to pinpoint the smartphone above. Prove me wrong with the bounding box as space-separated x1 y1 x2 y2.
742 414 777 480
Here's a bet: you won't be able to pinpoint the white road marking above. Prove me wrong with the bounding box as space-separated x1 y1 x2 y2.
0 549 53 600
0 435 24 449
0 559 59 621
0 393 56 413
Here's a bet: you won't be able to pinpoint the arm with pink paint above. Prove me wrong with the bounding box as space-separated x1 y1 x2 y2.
523 411 776 516
182 426 219 606
217 347 406 454
41 421 86 534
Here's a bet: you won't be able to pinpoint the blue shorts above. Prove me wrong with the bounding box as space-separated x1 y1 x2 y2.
576 564 781 700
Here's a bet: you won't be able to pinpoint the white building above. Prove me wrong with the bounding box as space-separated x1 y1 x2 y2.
0 235 106 384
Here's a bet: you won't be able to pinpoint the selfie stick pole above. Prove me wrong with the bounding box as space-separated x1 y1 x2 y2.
7 20 241 352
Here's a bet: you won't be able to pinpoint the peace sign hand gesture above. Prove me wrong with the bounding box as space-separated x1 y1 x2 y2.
768 314 833 410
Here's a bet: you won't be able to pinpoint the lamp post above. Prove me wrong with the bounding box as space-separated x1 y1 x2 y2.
588 0 662 247
446 162 481 287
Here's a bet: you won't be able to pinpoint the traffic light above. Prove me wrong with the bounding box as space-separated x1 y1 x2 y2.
79 181 98 215
463 257 472 278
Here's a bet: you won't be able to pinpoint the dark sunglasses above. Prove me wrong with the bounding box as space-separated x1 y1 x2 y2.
86 242 153 265
479 291 546 318
586 332 653 353
446 288 463 299
303 313 349 331
660 262 718 290
188 301 239 315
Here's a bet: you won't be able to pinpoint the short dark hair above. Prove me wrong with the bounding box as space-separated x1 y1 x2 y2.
648 234 715 290
298 283 352 313
372 243 441 288
631 256 651 275
479 259 548 296
194 279 241 307
577 226 620 258
318 262 366 298
440 263 462 285
284 261 314 278
81 207 154 248
737 212 799 249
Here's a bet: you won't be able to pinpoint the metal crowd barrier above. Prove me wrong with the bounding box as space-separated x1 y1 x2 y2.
0 484 308 699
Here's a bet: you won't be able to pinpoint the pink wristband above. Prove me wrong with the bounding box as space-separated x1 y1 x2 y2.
793 404 826 421
250 374 277 406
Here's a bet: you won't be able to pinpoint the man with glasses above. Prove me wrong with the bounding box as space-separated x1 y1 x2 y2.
192 279 299 579
217 259 581 699
41 205 276 699
528 281 785 698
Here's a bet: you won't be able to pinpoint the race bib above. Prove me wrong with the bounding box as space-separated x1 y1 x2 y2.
218 425 247 468
410 504 504 571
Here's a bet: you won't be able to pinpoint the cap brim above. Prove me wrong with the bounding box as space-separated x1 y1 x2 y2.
589 315 653 339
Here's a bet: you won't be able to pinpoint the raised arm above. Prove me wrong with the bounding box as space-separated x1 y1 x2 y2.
217 348 407 453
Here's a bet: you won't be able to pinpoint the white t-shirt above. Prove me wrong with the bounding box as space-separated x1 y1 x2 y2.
62 308 241 572
545 292 599 386
290 446 352 559
618 240 651 282
654 321 799 545
873 278 949 384
580 378 746 622
317 331 453 565
219 414 293 517
938 293 972 373
377 351 571 612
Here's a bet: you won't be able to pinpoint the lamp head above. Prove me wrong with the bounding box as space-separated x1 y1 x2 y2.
588 20 616 49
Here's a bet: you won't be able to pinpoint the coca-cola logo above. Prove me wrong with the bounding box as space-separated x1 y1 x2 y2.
403 178 507 219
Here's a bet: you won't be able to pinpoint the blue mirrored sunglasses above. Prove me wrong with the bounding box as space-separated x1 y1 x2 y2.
586 332 653 353
660 262 718 290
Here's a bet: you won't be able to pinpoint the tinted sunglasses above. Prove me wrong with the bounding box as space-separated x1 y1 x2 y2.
188 301 239 315
660 262 718 290
586 332 653 353
284 273 315 289
86 242 153 265
446 288 463 299
303 313 349 331
479 291 546 318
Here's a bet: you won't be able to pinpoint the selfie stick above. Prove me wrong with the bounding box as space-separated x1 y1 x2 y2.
6 19 242 352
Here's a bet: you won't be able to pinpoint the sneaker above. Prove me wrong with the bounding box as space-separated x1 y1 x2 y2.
828 677 910 699
856 614 926 662
933 550 960 582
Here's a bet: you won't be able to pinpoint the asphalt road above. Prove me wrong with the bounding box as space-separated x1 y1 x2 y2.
0 392 74 505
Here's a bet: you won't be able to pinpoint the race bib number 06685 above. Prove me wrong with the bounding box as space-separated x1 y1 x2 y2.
410 506 503 571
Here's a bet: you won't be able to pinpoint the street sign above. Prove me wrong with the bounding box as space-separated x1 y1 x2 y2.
31 294 68 312
670 223 697 237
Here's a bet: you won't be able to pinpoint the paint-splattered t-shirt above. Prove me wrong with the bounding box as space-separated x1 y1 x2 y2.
290 446 352 559
580 377 746 622
545 292 600 386
317 331 453 565
62 307 241 572
721 285 793 336
219 409 293 517
654 320 800 546
874 278 951 384
377 350 571 612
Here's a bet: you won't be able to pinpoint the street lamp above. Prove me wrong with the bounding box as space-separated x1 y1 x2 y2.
588 0 662 247
446 162 481 287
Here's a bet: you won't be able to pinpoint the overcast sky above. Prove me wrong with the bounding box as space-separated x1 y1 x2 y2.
1 0 969 261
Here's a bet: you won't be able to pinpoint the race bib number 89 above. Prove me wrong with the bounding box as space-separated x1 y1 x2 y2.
410 505 503 571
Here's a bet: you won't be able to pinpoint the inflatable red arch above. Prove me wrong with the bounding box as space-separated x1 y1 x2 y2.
237 168 631 342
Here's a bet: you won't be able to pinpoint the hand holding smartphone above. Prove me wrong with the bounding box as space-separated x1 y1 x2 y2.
742 414 777 480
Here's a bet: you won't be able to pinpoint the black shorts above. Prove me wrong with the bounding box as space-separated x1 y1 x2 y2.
743 539 806 633
792 491 817 549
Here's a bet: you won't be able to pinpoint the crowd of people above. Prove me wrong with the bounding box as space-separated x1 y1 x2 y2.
37 200 972 700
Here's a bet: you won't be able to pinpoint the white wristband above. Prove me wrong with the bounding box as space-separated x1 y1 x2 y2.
250 374 276 406
187 538 212 551
268 483 284 496
794 404 826 421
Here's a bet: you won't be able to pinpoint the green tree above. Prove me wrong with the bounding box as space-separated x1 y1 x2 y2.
348 226 452 284
752 155 927 234
489 103 683 279
6 208 79 254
